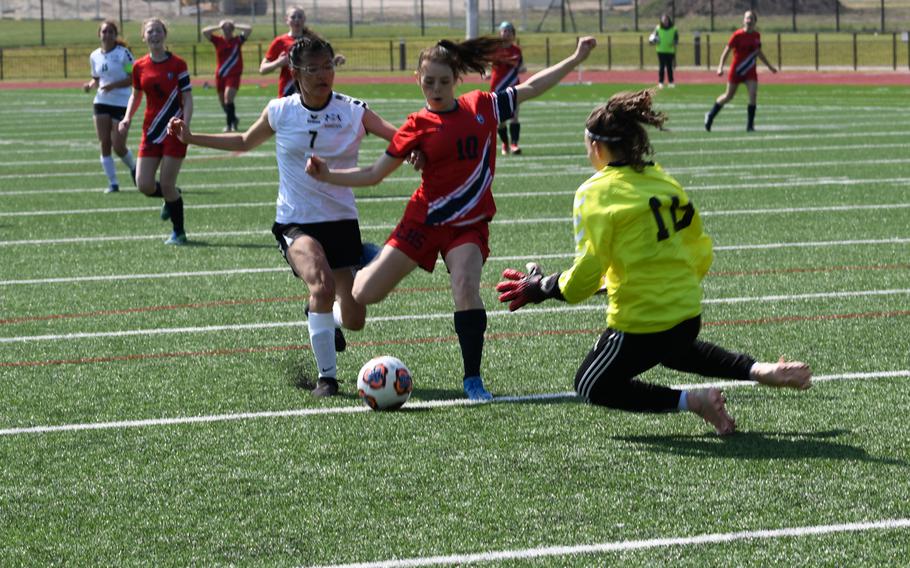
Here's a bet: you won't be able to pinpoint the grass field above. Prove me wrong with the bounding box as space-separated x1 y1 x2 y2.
1 80 909 566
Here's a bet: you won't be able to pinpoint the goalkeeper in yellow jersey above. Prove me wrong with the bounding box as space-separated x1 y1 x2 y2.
496 90 811 435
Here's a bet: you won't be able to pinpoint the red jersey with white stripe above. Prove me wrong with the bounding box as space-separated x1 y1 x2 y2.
265 34 298 97
210 34 246 78
132 52 191 144
385 88 517 227
728 29 761 81
489 44 523 93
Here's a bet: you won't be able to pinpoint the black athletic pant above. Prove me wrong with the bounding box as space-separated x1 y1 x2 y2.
574 316 755 412
658 53 675 84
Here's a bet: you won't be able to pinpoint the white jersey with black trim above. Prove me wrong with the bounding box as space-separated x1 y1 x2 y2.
89 45 134 107
267 92 367 224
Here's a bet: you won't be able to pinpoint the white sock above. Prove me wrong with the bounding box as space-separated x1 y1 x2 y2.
119 150 136 171
308 311 336 378
100 155 118 185
332 301 343 328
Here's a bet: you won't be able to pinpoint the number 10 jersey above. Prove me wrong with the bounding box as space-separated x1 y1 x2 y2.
386 88 517 227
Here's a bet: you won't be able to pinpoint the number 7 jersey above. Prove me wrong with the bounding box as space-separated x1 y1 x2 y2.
386 88 517 227
267 92 367 224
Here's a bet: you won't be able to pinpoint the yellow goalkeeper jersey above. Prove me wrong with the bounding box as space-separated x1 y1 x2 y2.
557 162 713 333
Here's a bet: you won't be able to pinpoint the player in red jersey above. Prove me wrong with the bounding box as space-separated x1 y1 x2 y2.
490 21 525 155
307 36 597 401
118 18 193 245
260 6 344 98
203 19 251 132
704 10 777 132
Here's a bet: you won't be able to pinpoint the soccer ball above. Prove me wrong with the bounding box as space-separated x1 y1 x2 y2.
356 356 414 410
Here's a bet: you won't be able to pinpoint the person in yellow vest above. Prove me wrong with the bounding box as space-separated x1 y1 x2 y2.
496 90 812 436
650 13 678 88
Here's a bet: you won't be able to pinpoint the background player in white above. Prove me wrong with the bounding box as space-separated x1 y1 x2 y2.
168 36 419 398
83 20 136 193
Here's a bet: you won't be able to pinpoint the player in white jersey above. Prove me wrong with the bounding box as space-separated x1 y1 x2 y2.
168 36 420 398
83 20 136 194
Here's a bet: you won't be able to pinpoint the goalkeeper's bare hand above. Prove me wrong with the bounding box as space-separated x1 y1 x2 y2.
496 262 559 312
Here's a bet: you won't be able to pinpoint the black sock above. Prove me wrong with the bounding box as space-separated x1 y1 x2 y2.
497 125 509 146
509 122 521 145
147 181 164 198
747 104 756 129
225 103 236 127
708 102 724 121
454 309 487 379
166 197 185 233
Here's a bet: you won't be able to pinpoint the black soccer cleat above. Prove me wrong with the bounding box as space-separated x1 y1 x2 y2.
312 377 339 398
334 328 347 352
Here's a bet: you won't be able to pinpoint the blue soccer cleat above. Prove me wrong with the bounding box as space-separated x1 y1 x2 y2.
359 242 382 268
463 376 493 402
164 231 188 245
105 184 119 194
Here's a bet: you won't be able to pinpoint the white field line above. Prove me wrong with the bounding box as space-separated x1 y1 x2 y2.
2 141 907 170
3 288 909 344
1 128 907 161
0 159 910 197
0 370 906 437
4 156 910 182
5 198 910 220
0 169 881 196
306 518 910 568
0 97 903 112
1 238 909 281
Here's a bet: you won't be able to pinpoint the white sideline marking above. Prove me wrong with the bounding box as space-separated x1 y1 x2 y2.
4 196 910 220
3 156 910 181
2 141 906 169
4 162 910 198
2 288 909 343
0 371 906 437
306 518 910 568
2 238 909 281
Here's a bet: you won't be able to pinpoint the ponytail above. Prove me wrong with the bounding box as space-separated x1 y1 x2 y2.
417 36 502 79
585 90 666 172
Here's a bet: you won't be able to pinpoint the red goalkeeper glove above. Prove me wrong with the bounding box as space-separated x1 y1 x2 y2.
496 263 564 312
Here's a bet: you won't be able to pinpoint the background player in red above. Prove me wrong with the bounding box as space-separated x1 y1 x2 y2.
704 10 777 132
203 19 251 132
306 36 597 401
259 6 343 98
118 18 193 245
490 21 525 155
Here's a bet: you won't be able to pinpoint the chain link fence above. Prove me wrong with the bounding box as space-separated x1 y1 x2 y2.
1 0 908 78
2 0 910 43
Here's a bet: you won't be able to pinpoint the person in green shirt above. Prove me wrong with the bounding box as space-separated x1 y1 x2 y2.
496 90 812 435
650 14 678 88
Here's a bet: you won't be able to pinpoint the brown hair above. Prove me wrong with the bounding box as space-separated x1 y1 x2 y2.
585 90 666 172
417 37 503 79
98 19 128 48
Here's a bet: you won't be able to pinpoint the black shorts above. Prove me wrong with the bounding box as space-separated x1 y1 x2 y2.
272 219 363 274
93 103 127 120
